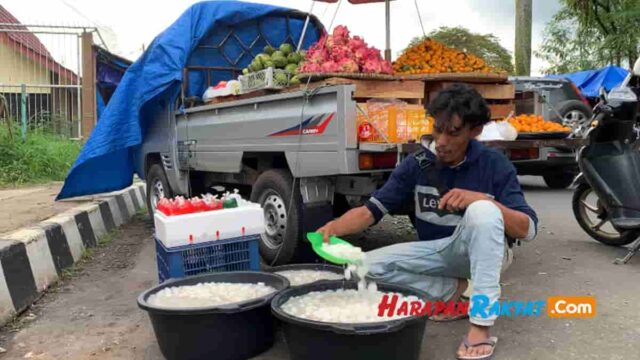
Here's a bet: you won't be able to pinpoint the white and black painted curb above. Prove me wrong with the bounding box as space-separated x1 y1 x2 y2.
0 183 147 327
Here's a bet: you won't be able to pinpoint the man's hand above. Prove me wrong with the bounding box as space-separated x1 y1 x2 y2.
317 220 338 243
438 189 490 212
315 206 376 243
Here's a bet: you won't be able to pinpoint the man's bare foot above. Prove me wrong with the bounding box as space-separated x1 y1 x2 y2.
456 324 494 359
429 278 468 321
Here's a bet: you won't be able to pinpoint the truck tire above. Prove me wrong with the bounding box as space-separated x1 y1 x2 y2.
250 169 301 266
146 163 173 219
551 100 592 125
543 171 575 189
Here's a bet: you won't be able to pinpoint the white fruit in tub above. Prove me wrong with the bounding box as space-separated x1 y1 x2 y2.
148 282 277 309
275 270 344 286
281 289 424 323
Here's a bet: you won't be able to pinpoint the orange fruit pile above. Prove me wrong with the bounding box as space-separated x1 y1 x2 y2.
393 38 498 75
506 114 571 133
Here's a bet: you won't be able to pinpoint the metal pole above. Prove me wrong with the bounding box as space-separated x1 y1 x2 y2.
20 84 27 141
0 23 98 30
81 31 96 140
385 0 391 61
297 1 316 52
77 34 82 138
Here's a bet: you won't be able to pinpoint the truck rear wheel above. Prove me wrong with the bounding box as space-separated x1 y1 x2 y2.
543 171 575 189
250 169 301 266
146 163 173 218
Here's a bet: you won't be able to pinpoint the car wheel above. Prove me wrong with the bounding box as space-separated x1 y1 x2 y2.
551 100 592 128
543 171 575 189
146 163 173 218
250 169 301 266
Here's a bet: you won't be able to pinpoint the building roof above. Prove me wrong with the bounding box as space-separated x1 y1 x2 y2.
0 4 78 83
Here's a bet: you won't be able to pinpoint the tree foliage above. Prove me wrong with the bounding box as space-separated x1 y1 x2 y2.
537 0 640 74
536 8 604 74
406 27 514 74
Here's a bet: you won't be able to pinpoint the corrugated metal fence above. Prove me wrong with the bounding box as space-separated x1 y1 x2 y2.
0 23 102 139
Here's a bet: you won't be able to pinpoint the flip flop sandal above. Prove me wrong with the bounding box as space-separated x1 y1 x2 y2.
457 336 499 360
428 312 469 322
428 295 470 322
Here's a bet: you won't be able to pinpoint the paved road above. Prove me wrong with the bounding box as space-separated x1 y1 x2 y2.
1 177 639 360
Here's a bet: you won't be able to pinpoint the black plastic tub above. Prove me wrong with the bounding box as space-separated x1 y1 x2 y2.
266 263 345 286
138 271 289 360
271 281 429 360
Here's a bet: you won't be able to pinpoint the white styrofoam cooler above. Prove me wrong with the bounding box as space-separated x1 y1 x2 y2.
154 204 265 248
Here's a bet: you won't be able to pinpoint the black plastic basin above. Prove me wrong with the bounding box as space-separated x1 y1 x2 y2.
271 280 429 360
138 271 289 360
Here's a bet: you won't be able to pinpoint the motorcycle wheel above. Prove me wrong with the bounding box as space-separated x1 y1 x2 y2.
572 183 640 246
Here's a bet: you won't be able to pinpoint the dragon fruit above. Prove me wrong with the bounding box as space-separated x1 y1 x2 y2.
321 61 341 73
332 25 350 45
362 59 382 74
299 62 322 73
308 46 329 64
354 47 369 63
381 61 393 75
349 36 367 51
339 59 359 73
331 45 352 63
299 25 392 75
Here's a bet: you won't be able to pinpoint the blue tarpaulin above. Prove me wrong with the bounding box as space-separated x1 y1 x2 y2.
57 1 323 199
548 65 629 98
94 46 131 120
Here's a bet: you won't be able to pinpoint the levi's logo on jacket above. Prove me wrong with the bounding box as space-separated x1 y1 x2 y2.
414 185 463 227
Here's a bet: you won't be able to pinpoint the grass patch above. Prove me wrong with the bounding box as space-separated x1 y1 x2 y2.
59 228 122 281
0 126 81 187
96 228 121 248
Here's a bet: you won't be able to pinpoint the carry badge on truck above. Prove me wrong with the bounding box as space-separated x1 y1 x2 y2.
268 113 335 137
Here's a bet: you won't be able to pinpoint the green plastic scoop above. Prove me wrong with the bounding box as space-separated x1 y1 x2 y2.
306 232 362 265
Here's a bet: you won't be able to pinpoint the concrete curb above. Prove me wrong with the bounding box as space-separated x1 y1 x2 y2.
0 183 147 327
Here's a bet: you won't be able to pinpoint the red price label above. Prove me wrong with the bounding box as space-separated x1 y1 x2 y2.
358 122 374 140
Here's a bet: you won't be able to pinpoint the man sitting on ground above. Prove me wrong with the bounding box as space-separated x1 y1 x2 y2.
317 84 538 360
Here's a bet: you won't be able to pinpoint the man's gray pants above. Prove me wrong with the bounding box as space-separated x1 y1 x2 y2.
366 200 509 326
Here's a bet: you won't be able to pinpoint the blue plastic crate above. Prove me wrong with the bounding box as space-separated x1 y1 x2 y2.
155 235 261 283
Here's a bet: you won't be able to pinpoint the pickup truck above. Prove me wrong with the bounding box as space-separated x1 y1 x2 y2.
508 76 593 188
138 77 584 265
140 83 396 264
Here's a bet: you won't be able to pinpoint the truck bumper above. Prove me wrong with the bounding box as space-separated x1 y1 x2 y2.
512 147 577 176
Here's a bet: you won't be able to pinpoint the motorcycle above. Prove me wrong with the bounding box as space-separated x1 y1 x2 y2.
571 58 640 264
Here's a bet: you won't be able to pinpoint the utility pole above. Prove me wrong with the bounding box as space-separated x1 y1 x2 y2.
515 0 532 75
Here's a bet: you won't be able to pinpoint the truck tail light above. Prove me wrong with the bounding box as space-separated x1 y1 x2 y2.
570 82 591 107
359 153 374 169
359 153 397 170
509 148 539 160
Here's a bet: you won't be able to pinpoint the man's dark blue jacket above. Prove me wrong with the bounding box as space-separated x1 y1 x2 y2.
365 140 538 241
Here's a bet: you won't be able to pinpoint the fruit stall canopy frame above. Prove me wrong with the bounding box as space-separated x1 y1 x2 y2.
312 0 394 60
57 1 325 200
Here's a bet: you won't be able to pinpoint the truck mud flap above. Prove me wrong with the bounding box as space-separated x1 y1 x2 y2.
294 202 334 263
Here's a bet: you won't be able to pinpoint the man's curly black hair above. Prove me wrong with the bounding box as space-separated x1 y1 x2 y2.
427 83 491 130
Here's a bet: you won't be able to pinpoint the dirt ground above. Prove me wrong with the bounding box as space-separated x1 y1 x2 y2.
0 177 639 360
0 183 92 235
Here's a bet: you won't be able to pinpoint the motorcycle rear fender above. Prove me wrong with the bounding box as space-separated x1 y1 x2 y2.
571 172 585 187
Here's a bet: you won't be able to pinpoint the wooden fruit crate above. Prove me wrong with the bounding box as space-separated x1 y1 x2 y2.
424 81 515 120
206 74 515 119
291 76 425 104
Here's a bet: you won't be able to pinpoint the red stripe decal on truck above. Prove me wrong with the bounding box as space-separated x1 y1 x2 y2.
268 113 335 137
